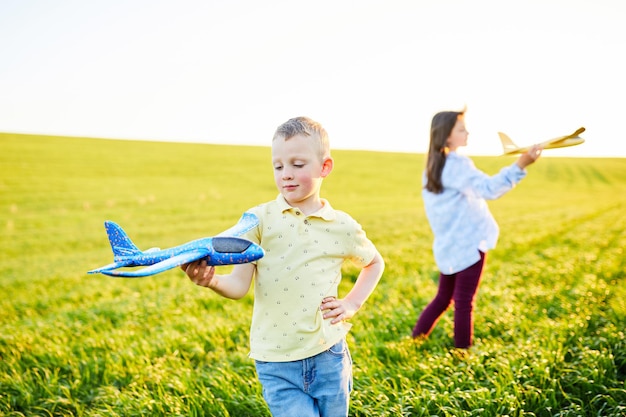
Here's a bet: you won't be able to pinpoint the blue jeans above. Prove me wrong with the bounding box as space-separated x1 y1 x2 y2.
255 339 353 417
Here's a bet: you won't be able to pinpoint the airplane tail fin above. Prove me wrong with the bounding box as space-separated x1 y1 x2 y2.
498 132 520 154
104 221 142 260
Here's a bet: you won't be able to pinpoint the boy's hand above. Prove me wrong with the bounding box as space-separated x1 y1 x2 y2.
181 259 216 288
320 296 359 324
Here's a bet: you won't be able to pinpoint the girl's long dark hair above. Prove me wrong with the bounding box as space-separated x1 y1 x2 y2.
425 110 464 194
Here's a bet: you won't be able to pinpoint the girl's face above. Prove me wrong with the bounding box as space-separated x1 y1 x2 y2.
271 134 333 214
447 118 469 151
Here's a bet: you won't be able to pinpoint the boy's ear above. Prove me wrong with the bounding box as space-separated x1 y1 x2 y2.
320 157 334 178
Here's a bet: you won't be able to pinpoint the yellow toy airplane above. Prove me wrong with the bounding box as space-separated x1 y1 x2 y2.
498 127 586 155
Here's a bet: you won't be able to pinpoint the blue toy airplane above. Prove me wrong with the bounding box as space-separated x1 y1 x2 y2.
88 212 264 278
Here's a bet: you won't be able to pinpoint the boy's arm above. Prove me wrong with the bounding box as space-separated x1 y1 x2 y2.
181 261 255 300
321 251 385 324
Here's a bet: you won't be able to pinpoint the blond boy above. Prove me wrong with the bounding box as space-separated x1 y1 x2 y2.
182 116 384 417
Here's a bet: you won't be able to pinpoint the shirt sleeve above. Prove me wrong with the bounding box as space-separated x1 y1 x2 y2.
347 216 378 268
445 154 526 200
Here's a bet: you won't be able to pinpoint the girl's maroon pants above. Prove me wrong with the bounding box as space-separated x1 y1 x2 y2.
412 251 486 348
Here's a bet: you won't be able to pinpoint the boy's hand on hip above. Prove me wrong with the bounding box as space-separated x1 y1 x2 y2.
321 296 359 324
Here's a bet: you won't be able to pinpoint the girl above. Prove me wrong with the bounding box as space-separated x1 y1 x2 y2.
412 110 541 348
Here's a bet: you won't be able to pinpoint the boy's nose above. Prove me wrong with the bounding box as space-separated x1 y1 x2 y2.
282 169 294 180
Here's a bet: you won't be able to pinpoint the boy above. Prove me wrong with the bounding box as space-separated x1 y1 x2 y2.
182 116 385 417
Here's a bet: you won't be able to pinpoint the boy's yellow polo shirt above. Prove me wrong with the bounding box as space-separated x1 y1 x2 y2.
242 195 377 362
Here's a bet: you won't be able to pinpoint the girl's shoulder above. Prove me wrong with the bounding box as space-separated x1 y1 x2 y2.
446 151 476 171
447 151 471 161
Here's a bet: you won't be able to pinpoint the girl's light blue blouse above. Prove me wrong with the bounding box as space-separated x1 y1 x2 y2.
422 151 526 274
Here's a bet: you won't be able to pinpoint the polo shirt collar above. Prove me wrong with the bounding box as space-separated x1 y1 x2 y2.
275 194 336 221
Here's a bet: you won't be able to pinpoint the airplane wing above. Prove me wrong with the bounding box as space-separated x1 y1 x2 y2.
541 127 586 146
88 261 134 274
216 212 259 237
101 249 209 277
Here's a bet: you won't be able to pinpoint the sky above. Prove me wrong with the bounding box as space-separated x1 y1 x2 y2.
1 0 625 157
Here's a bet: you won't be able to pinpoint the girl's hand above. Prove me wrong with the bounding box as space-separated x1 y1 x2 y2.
320 296 359 324
517 144 543 169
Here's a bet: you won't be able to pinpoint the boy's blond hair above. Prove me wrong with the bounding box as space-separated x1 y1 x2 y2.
273 116 331 160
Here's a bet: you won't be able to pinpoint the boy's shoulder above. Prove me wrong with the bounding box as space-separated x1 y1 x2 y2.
246 197 283 215
331 207 358 222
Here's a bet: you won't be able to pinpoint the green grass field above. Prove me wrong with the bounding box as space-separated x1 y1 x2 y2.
1 132 625 416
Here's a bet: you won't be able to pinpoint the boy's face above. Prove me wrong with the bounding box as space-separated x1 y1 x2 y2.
272 134 332 212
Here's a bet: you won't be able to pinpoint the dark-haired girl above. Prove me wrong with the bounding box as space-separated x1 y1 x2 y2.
412 110 542 348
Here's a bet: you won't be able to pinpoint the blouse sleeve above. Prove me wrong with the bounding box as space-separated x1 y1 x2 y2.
445 154 527 200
